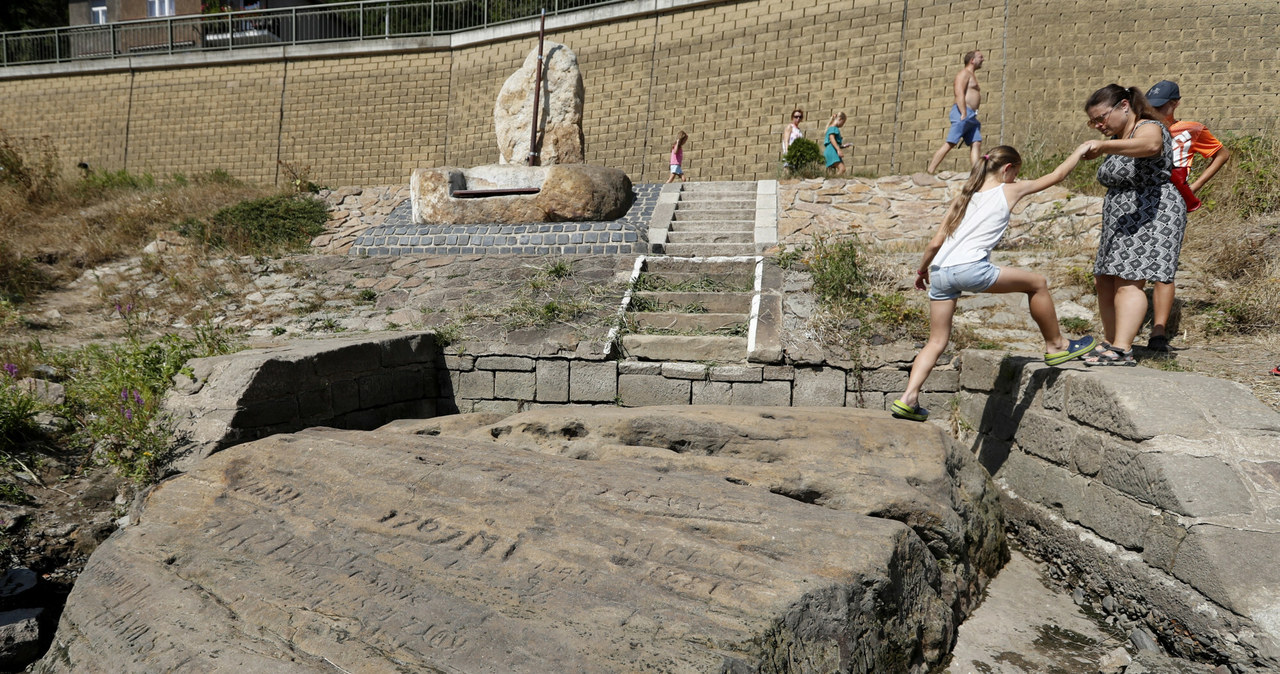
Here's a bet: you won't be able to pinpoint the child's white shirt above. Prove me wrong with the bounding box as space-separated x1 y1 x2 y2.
933 185 1011 268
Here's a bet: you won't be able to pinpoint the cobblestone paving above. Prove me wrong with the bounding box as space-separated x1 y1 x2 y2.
349 184 661 256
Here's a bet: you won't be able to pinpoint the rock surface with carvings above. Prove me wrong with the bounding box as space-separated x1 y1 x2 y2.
495 41 585 165
35 406 1004 673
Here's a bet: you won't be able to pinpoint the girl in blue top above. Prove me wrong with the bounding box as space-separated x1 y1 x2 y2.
824 111 850 175
891 143 1098 422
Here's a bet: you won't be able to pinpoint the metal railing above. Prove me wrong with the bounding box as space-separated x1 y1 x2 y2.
0 0 618 67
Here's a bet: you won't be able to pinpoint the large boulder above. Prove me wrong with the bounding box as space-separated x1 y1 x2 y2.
410 163 632 224
37 407 1004 673
495 41 584 165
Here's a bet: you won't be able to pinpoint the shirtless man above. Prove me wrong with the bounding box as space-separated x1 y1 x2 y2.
927 50 984 174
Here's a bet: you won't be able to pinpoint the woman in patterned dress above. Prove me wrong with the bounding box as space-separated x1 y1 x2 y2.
1079 84 1186 366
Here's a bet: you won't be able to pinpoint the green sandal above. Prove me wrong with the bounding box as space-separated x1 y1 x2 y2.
1045 335 1098 366
891 399 930 422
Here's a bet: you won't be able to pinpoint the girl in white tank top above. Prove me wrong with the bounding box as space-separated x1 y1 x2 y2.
890 143 1100 422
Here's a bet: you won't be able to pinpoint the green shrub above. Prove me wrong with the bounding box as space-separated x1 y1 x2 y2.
782 137 824 178
806 236 867 305
0 364 39 451
1211 133 1280 218
179 193 328 255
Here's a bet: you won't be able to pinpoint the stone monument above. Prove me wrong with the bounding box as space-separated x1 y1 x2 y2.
410 40 631 226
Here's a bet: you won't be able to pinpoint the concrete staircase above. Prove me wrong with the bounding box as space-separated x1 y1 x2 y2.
607 255 782 364
649 180 777 256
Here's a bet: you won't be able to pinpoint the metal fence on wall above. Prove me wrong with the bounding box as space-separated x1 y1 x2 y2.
0 0 616 67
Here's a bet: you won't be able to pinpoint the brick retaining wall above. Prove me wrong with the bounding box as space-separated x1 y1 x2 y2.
2 0 1275 187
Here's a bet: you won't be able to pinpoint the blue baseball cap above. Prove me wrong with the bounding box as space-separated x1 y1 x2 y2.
1146 80 1181 107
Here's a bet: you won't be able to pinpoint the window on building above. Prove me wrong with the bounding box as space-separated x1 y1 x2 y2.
146 0 176 17
90 0 108 24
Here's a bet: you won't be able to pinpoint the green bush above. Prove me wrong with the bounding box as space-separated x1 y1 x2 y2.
806 236 867 305
782 137 824 178
178 193 328 255
0 241 50 305
0 364 39 451
1212 133 1280 218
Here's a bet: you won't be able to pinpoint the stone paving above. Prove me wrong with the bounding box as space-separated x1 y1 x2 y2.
346 183 660 257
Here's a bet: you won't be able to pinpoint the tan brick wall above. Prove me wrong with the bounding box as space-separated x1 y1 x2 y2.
1 0 1276 187
0 71 131 176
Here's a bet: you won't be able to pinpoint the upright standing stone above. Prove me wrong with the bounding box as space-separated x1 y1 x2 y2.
494 41 585 165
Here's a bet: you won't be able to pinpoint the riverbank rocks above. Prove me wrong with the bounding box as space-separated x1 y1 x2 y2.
37 406 1004 673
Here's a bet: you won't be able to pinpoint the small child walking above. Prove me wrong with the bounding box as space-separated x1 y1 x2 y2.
891 144 1099 422
666 131 688 184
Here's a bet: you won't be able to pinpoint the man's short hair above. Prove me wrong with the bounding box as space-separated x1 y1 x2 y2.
963 50 979 65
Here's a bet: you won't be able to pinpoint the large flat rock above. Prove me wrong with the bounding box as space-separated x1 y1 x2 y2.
38 407 1003 673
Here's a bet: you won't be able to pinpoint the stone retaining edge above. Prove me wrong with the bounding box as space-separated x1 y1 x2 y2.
954 349 1280 671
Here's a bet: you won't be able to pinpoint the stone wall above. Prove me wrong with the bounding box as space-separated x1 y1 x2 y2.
777 174 1102 249
2 0 1275 186
955 349 1280 670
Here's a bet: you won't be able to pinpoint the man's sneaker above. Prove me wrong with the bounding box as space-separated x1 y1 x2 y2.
1146 335 1171 352
1271 365 1280 377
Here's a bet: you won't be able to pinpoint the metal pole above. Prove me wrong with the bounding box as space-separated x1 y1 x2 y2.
385 1 390 37
55 28 60 62
527 9 545 166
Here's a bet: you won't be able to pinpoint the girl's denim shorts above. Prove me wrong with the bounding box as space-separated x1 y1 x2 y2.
928 258 1000 301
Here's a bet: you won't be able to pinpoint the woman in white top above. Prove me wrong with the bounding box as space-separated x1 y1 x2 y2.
782 108 805 156
891 143 1098 422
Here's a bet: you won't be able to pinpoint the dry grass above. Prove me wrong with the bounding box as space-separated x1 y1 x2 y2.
0 130 277 307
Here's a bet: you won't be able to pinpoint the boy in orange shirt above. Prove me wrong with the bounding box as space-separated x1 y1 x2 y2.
1144 80 1232 352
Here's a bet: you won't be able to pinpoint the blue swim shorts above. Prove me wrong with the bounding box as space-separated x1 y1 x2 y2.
946 105 982 146
928 259 1000 301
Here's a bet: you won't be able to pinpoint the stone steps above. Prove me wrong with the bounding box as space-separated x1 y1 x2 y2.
666 231 753 244
672 208 755 221
607 255 783 364
667 220 753 233
626 312 748 333
662 242 758 256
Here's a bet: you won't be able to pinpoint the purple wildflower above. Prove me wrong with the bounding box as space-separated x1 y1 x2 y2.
120 388 129 401
2 363 16 378
133 390 144 405
124 408 133 421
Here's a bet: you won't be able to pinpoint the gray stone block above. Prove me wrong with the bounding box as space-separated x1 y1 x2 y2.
730 381 791 407
297 388 333 421
380 333 440 366
535 360 569 402
1070 429 1107 477
359 369 426 408
709 365 762 383
1037 461 1089 523
661 362 710 380
458 370 495 400
792 367 846 407
845 390 886 410
618 360 662 375
1013 409 1074 467
1100 440 1253 517
495 371 536 400
1172 525 1280 622
570 360 617 403
331 379 361 416
957 350 1016 393
1065 368 1280 441
619 374 690 407
445 355 475 372
1078 482 1156 550
995 450 1047 504
922 369 960 393
473 399 520 414
857 367 909 393
1141 511 1187 573
233 396 300 429
311 342 383 377
762 365 795 381
691 380 732 405
476 356 536 371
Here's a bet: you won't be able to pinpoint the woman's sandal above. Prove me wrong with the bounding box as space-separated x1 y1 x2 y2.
1082 343 1137 367
890 399 930 422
